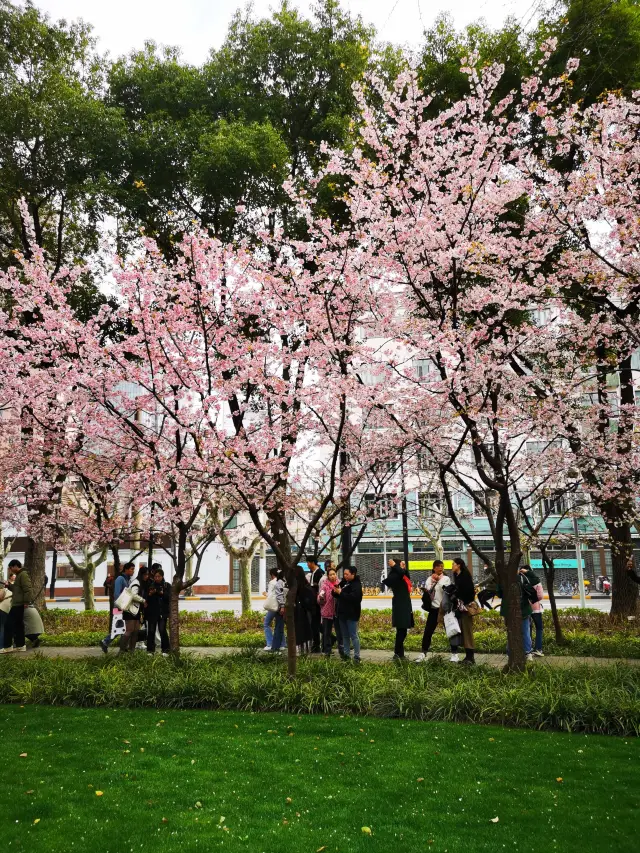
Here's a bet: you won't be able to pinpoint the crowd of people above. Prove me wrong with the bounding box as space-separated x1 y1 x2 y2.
1 554 639 659
100 562 172 655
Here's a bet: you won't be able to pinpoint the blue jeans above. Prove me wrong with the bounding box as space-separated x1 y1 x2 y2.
530 612 543 652
271 612 285 651
506 617 532 656
338 618 360 661
264 610 277 647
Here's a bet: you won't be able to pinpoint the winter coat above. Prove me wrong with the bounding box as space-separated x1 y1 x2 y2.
293 582 315 645
422 574 451 610
382 565 415 630
451 568 476 607
145 580 171 618
0 586 13 614
123 577 145 618
318 575 338 619
332 576 363 622
8 569 33 606
23 605 45 637
522 570 544 613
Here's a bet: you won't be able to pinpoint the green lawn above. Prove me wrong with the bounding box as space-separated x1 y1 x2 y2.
1 705 637 853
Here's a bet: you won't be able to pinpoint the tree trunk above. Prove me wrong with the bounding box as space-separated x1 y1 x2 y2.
169 578 181 653
498 549 525 672
24 536 47 610
240 554 252 615
434 540 444 561
607 520 638 618
82 566 95 611
285 577 297 677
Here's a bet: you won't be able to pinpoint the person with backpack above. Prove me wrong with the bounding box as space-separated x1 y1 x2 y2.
381 559 415 660
1 559 33 654
145 564 171 655
414 560 450 662
521 565 544 657
332 566 363 663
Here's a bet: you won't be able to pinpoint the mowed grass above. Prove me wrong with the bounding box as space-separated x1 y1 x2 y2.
1 705 637 853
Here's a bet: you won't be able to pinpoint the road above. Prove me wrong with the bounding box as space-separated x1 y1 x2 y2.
47 594 616 614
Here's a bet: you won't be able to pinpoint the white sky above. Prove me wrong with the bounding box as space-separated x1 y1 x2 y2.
34 0 541 63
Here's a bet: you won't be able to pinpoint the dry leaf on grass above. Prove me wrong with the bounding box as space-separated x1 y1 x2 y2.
490 817 499 823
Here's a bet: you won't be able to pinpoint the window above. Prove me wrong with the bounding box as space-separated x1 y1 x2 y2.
417 450 430 471
356 541 384 553
418 491 443 519
542 493 567 516
414 359 433 380
454 492 474 514
365 493 397 520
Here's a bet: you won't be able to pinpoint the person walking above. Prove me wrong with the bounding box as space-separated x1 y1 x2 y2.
415 560 450 662
449 557 476 665
145 565 171 655
497 570 534 662
1 559 33 654
318 566 342 656
101 562 135 653
332 566 363 663
521 565 544 657
119 567 146 654
382 559 415 660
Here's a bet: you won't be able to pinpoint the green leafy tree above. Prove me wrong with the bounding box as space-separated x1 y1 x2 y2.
0 1 123 314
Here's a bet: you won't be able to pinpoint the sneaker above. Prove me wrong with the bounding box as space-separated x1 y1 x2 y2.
14 646 27 652
31 638 41 649
526 653 534 662
0 647 15 654
533 650 544 657
263 645 271 651
449 653 460 663
100 640 109 654
161 652 170 657
392 654 406 662
461 658 476 666
414 653 427 663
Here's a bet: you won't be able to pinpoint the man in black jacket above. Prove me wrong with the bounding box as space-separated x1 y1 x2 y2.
307 558 324 652
145 565 171 655
332 566 363 663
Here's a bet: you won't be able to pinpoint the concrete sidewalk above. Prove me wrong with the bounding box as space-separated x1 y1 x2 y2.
17 646 640 667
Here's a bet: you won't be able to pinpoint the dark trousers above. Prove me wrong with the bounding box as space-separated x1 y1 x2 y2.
271 612 285 651
311 602 322 651
394 627 408 657
478 589 495 610
3 605 25 649
321 616 342 654
421 607 439 652
146 614 170 653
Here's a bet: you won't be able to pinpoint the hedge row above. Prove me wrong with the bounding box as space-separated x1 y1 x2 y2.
1 652 638 736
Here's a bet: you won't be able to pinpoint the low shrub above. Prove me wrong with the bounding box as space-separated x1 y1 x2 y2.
0 652 638 736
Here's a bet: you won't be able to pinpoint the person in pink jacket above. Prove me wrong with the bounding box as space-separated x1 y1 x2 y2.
318 567 343 656
522 566 545 657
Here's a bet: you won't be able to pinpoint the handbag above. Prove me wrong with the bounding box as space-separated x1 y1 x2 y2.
444 611 461 639
465 600 482 617
115 586 134 611
263 592 278 611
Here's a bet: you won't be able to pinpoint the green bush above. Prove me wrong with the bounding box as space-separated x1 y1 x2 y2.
1 652 638 736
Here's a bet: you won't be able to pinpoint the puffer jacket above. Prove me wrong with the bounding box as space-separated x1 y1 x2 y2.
318 575 338 619
9 569 33 606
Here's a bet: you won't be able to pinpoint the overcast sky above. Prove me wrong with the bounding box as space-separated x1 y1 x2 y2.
34 0 540 63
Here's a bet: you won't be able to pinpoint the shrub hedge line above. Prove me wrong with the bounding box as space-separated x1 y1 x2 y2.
0 652 638 736
39 608 640 658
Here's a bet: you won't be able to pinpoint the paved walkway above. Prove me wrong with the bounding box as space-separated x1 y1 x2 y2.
21 646 640 667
